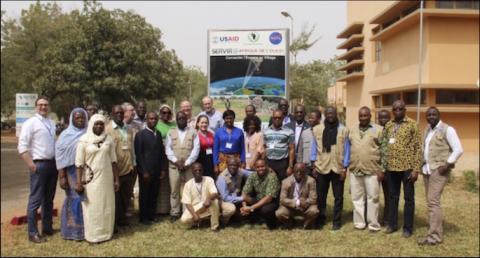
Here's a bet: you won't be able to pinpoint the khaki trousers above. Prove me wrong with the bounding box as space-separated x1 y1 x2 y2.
275 205 319 228
180 200 235 230
423 169 448 243
169 165 193 217
219 202 238 225
350 174 381 231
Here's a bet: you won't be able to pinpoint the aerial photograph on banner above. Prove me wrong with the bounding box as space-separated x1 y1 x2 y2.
209 30 288 97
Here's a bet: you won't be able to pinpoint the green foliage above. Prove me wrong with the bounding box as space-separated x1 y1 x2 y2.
1 1 184 120
289 58 344 112
462 170 479 193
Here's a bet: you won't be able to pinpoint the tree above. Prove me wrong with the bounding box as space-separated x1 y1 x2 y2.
289 23 320 64
2 1 185 121
289 58 344 111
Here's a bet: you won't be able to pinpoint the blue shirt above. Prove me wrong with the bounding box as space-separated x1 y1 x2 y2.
213 126 246 165
216 169 252 203
310 135 351 168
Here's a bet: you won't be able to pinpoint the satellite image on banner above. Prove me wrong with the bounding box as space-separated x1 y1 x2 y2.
210 55 285 96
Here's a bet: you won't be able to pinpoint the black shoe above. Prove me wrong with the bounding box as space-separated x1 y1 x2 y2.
42 229 54 236
28 234 46 243
140 220 152 225
385 227 397 234
149 217 160 223
170 215 180 223
332 224 341 231
402 230 412 238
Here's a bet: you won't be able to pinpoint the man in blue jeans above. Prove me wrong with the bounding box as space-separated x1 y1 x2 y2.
18 96 58 243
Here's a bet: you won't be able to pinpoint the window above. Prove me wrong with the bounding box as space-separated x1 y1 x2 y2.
375 41 382 62
382 92 401 106
404 90 426 105
436 90 479 104
436 0 454 8
455 0 475 9
373 96 381 108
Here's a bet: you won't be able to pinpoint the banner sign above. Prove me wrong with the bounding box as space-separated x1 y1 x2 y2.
208 29 289 97
16 93 38 137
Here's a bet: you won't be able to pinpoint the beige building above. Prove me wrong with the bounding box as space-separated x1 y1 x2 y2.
327 82 347 117
336 0 479 152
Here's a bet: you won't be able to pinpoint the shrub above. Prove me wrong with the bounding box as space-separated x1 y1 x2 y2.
462 170 479 193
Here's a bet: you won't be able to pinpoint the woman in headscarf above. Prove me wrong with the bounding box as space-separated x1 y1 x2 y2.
55 108 88 240
75 114 119 244
154 104 176 216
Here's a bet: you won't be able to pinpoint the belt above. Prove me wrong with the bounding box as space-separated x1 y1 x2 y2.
33 159 55 162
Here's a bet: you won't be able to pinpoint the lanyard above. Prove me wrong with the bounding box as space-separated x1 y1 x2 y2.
36 117 54 138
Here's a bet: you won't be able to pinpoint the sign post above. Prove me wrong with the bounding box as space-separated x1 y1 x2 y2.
208 29 289 98
15 93 38 137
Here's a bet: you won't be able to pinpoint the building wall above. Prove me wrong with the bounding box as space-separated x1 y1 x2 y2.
427 17 479 86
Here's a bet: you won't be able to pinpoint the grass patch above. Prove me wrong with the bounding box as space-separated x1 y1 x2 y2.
1 177 479 257
462 170 479 193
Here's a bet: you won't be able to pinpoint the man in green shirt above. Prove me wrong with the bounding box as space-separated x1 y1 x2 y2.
240 159 280 229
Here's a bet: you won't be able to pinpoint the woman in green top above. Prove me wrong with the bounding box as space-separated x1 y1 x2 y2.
154 104 176 216
155 104 176 140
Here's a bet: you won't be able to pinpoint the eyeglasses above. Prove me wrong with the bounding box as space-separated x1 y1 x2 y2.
161 111 172 115
272 117 283 120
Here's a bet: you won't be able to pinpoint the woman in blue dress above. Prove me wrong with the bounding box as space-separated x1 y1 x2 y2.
55 107 88 240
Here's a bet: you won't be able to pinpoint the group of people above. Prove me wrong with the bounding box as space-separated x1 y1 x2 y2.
18 95 463 247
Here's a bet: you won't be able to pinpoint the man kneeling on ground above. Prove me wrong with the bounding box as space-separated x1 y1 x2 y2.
240 159 280 230
216 157 252 225
276 163 319 229
180 163 234 231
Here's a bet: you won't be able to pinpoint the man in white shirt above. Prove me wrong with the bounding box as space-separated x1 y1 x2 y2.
418 107 463 246
180 162 228 231
197 96 223 133
18 96 58 243
165 111 200 221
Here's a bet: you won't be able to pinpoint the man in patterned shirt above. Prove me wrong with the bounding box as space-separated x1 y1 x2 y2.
382 100 422 238
240 159 280 229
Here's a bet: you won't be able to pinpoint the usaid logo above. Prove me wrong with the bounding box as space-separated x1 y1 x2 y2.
269 32 282 45
213 35 240 43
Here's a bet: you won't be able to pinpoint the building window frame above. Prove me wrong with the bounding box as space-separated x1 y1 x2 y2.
436 89 480 105
374 41 382 62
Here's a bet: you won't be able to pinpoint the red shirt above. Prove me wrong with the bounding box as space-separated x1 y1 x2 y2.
198 131 214 151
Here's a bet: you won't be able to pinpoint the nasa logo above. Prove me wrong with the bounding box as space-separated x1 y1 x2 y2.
269 32 282 45
248 32 260 42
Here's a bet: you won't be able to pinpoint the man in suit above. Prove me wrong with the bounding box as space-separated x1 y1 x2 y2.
275 163 319 229
285 104 314 173
134 111 169 225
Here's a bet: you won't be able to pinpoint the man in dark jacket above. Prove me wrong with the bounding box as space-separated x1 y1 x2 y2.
134 111 169 225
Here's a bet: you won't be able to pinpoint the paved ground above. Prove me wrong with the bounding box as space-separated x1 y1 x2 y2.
1 137 65 224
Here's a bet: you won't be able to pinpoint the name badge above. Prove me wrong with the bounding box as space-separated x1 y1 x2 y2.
226 142 233 149
206 148 213 155
388 138 395 144
246 153 252 159
122 145 130 150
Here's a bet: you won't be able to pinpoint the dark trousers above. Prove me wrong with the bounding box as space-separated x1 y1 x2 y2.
115 171 136 226
247 202 279 229
315 171 345 227
27 160 58 236
138 173 160 222
386 170 415 233
381 179 390 225
266 158 289 181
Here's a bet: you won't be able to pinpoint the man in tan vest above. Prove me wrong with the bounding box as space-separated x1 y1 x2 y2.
418 107 463 245
310 106 350 230
165 111 200 221
106 105 136 228
347 107 383 232
276 163 319 229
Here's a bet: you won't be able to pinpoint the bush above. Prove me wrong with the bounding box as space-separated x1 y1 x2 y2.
462 170 479 193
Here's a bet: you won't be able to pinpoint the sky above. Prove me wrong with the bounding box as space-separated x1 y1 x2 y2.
1 1 347 73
